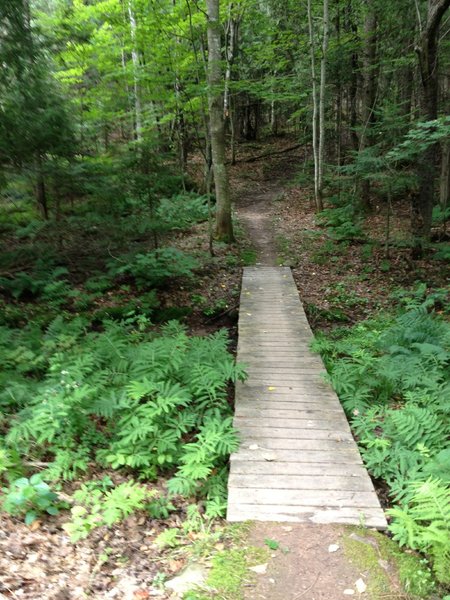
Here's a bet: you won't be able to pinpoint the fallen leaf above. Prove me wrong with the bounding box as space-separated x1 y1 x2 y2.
167 559 183 573
328 544 340 553
249 563 267 574
29 520 41 531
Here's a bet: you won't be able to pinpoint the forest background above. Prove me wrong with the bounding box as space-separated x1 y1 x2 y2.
0 0 449 598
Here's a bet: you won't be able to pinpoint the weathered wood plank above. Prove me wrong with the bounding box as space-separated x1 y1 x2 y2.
229 473 374 491
231 448 362 463
230 460 368 477
236 404 343 415
227 506 387 529
228 488 382 508
234 417 351 430
236 431 353 444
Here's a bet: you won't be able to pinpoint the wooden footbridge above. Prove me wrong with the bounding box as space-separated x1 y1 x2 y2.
227 266 387 528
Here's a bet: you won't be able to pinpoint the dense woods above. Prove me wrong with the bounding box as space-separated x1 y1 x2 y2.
0 0 449 598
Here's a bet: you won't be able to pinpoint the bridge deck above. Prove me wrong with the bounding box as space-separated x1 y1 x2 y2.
227 266 387 528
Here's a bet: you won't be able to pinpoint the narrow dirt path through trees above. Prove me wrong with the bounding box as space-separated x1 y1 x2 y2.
236 181 281 265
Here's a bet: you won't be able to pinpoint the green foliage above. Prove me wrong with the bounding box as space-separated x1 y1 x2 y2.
313 294 450 582
2 474 61 524
387 117 450 163
432 242 450 262
388 478 450 585
0 263 69 300
156 194 209 230
64 480 153 542
110 248 199 288
1 316 245 520
317 196 364 241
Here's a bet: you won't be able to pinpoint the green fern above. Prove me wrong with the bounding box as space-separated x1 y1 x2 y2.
1 315 244 514
315 299 450 582
388 478 450 584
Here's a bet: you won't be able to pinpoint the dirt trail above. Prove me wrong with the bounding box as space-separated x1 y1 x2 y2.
236 181 281 265
232 165 401 600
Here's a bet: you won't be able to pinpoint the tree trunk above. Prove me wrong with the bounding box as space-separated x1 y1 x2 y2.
35 154 48 220
224 5 241 164
206 0 234 242
128 0 142 142
318 0 329 206
439 141 449 209
359 1 378 209
307 0 322 211
413 0 450 255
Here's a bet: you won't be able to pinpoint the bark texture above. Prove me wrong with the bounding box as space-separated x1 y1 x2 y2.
207 0 234 242
413 0 450 253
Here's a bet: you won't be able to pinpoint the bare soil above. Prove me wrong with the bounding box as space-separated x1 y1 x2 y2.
243 523 402 600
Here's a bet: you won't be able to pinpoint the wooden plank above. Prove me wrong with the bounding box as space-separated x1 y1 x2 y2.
235 408 344 418
229 473 374 491
238 384 335 393
230 460 368 477
231 448 362 463
228 488 382 508
227 506 387 529
236 402 343 413
236 430 353 444
234 417 350 430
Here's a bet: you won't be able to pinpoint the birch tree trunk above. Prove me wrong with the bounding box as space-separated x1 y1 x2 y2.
307 0 322 211
224 4 241 166
128 0 142 142
318 0 329 206
207 0 234 242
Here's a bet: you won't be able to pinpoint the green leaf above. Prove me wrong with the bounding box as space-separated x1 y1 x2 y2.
25 511 38 525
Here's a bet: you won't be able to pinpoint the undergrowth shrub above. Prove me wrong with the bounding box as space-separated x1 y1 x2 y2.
156 194 209 230
316 195 364 241
64 480 154 541
109 247 199 288
312 292 450 584
1 317 246 517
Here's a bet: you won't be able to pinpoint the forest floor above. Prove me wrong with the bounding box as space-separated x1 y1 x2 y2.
1 137 447 600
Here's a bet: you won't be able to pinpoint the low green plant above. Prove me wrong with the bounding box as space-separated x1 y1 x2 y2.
1 316 246 518
0 264 69 300
240 248 257 266
109 247 198 288
317 197 364 241
203 299 228 317
156 193 209 230
64 480 153 542
2 474 61 524
388 478 450 585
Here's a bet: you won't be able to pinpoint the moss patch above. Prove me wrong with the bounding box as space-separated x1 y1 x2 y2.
342 528 437 599
183 544 268 600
